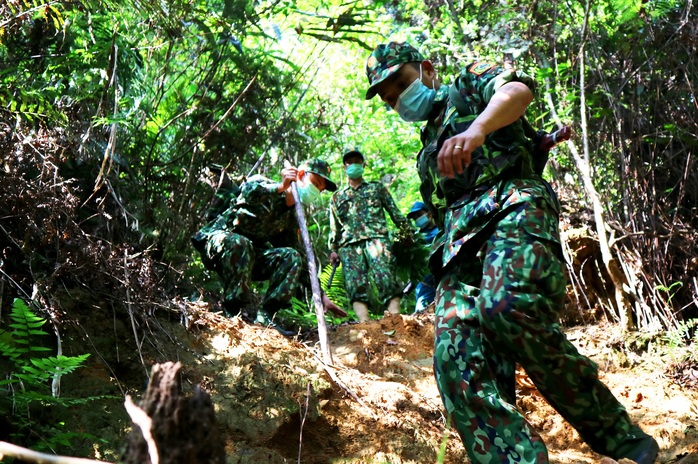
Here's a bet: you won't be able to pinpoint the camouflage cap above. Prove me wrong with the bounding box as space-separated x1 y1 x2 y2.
299 158 337 192
365 42 425 100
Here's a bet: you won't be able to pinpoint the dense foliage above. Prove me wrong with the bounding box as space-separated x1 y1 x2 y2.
1 0 696 329
2 0 698 457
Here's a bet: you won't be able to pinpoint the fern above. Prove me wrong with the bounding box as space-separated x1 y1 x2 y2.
0 298 95 451
664 318 698 349
279 265 351 327
318 262 349 310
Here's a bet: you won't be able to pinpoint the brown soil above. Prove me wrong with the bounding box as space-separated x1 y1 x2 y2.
59 301 698 464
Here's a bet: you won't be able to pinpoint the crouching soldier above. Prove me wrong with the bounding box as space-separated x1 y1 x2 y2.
193 159 339 335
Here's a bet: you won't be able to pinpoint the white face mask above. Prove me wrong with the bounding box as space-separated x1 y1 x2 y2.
395 64 436 122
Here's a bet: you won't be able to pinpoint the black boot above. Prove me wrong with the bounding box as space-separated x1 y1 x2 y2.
610 427 659 464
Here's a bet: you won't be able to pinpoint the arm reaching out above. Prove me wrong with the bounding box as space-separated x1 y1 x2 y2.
437 81 533 178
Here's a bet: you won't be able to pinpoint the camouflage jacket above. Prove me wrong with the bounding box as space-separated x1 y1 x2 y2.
418 63 537 227
415 64 561 272
195 175 298 250
328 180 410 251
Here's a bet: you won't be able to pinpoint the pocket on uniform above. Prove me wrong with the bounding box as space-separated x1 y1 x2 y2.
518 198 563 257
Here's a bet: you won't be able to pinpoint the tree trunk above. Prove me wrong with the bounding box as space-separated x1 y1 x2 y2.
121 362 225 464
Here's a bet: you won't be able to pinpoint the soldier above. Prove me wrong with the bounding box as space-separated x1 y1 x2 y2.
193 159 339 335
328 150 411 322
364 42 658 463
406 201 439 313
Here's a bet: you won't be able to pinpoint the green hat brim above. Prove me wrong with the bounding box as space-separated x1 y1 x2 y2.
365 63 405 100
320 175 337 192
306 171 337 192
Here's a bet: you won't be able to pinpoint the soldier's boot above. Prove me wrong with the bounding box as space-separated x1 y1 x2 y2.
609 427 659 464
352 301 370 323
386 297 401 315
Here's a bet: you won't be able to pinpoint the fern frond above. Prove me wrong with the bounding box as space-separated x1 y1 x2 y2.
319 263 348 309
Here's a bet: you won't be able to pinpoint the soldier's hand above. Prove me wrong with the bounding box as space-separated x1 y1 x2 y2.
279 167 299 191
438 128 485 179
329 252 340 265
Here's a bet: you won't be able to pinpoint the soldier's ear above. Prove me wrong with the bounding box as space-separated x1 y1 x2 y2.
297 169 307 181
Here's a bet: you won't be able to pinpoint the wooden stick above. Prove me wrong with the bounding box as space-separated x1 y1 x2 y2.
284 161 333 364
311 354 377 420
0 441 110 464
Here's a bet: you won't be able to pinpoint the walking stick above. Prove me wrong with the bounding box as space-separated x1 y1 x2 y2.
284 160 333 364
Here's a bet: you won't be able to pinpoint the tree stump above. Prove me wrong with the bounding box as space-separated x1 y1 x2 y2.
121 361 225 464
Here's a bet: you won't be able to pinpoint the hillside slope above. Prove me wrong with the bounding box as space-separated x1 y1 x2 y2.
52 300 698 464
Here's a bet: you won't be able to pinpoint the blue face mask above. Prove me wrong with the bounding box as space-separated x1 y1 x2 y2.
414 215 429 229
297 176 321 204
395 64 436 122
345 164 364 179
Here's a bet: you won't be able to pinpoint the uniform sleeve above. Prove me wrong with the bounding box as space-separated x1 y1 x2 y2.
379 185 410 233
238 176 279 203
468 63 537 104
455 63 537 111
328 194 341 252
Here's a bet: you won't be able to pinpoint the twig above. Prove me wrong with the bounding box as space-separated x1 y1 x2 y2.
283 161 333 364
0 266 33 302
312 353 377 420
124 396 159 464
83 39 119 207
51 324 62 398
0 441 110 463
177 75 257 217
297 382 311 463
124 250 149 379
247 67 320 178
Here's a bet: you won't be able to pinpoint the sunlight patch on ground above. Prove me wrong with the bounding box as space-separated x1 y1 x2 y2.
208 332 235 356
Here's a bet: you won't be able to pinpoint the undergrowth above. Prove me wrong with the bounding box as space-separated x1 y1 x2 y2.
0 298 104 453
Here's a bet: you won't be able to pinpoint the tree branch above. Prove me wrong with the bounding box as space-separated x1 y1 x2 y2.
0 441 110 464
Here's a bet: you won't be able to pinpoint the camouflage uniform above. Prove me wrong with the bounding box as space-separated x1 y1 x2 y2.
366 43 654 463
329 181 409 306
193 175 302 312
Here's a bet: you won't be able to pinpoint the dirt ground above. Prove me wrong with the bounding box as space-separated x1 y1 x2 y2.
60 301 698 464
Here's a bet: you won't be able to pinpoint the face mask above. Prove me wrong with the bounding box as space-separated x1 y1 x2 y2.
414 215 429 229
345 164 364 179
297 177 321 204
395 64 436 122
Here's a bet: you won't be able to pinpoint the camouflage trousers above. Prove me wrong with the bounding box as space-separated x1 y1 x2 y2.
201 231 302 311
433 194 637 463
339 237 402 306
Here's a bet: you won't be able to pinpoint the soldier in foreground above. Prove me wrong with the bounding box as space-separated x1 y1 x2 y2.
364 41 658 463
